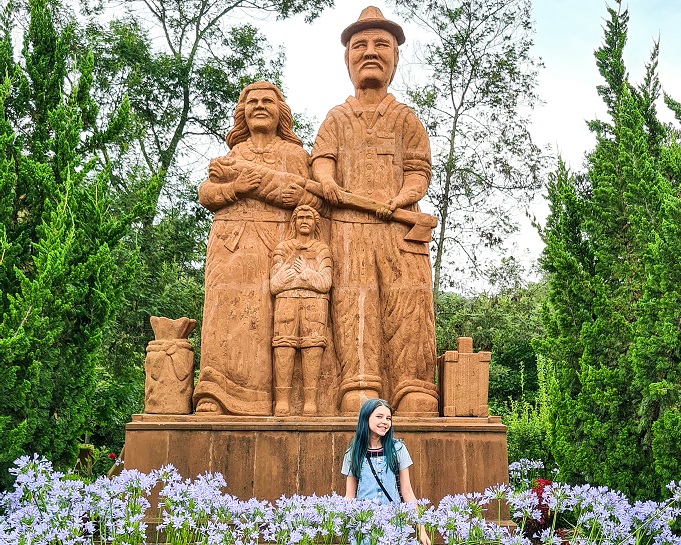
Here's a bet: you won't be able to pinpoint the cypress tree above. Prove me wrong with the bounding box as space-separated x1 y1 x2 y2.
538 1 681 499
0 0 141 486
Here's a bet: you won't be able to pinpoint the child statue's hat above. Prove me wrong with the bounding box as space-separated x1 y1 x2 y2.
340 6 405 46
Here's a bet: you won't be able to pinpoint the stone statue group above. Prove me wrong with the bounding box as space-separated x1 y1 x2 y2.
192 7 439 418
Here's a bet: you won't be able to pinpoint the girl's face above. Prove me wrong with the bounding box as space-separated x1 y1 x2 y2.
368 405 392 439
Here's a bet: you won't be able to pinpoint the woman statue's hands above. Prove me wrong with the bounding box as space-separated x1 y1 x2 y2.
282 182 305 206
208 157 260 197
233 169 261 196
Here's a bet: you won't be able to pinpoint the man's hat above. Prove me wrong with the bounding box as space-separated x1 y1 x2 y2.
340 6 405 46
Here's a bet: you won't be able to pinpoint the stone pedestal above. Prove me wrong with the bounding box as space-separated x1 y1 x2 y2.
124 414 509 518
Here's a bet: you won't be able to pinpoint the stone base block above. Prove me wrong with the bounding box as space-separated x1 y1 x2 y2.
125 415 510 517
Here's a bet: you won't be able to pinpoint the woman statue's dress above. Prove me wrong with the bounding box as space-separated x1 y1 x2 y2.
193 136 311 415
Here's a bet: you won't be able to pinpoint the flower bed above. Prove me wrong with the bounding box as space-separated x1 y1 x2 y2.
1 455 680 544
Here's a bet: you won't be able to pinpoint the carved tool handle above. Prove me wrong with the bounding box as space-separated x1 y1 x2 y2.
228 159 438 232
302 178 438 229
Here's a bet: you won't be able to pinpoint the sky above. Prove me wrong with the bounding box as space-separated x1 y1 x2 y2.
254 1 681 282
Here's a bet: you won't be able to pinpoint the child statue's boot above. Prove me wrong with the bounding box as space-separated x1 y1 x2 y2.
274 387 292 416
302 387 318 416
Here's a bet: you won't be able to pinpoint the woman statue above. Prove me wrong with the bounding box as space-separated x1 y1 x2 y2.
193 81 321 415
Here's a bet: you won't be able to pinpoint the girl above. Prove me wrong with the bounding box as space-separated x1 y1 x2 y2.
342 398 431 545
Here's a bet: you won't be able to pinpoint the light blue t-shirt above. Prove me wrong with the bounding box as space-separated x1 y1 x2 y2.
341 439 413 478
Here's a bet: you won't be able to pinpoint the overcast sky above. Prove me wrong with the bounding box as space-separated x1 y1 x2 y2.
259 1 681 166
254 1 681 281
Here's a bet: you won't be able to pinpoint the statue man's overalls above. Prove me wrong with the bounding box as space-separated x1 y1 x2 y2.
312 93 438 415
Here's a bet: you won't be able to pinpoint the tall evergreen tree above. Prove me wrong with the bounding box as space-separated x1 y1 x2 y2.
538 1 681 499
0 0 144 486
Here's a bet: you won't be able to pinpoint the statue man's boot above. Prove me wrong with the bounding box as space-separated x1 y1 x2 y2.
339 389 380 415
338 374 383 416
393 380 439 417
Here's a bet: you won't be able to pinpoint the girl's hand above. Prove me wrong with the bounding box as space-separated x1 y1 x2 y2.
345 475 358 499
417 524 431 545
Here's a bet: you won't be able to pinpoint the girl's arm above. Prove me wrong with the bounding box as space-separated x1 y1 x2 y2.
398 467 417 505
399 468 431 545
345 475 358 499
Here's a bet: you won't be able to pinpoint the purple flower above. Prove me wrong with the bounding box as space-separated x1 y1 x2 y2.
2 454 681 545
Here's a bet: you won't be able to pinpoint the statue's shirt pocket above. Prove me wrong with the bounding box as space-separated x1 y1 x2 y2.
376 132 396 155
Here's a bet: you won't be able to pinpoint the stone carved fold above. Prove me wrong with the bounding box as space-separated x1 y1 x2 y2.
144 316 197 414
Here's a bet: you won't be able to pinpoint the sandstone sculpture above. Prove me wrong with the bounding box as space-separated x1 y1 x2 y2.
144 316 197 414
439 337 491 417
127 8 508 513
192 8 440 418
270 205 332 416
193 81 323 416
310 6 439 416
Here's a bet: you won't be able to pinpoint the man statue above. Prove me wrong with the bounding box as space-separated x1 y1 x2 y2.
311 6 439 416
270 205 332 416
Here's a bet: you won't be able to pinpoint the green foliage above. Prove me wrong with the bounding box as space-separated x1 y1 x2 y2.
652 409 681 487
436 278 545 403
92 185 208 450
498 354 553 465
390 0 545 292
73 443 118 480
502 400 552 465
0 0 144 488
538 1 681 500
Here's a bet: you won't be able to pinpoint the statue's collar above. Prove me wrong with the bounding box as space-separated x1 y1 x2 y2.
292 239 315 250
346 93 395 117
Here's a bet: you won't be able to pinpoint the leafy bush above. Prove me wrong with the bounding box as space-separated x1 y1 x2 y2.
502 400 553 466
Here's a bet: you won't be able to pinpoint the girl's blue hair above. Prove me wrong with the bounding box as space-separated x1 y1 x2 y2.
347 398 399 478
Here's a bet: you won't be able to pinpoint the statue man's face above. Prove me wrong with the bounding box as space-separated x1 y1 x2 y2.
346 28 397 90
244 89 280 134
295 209 316 236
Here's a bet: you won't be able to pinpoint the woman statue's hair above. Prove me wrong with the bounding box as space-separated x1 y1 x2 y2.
225 81 302 149
346 398 399 478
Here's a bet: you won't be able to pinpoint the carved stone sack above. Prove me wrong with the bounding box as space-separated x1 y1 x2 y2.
144 316 197 414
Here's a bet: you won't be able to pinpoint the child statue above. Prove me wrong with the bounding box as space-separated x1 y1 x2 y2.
270 205 332 416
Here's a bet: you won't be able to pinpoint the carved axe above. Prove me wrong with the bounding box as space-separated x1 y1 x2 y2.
224 159 437 243
302 179 437 243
